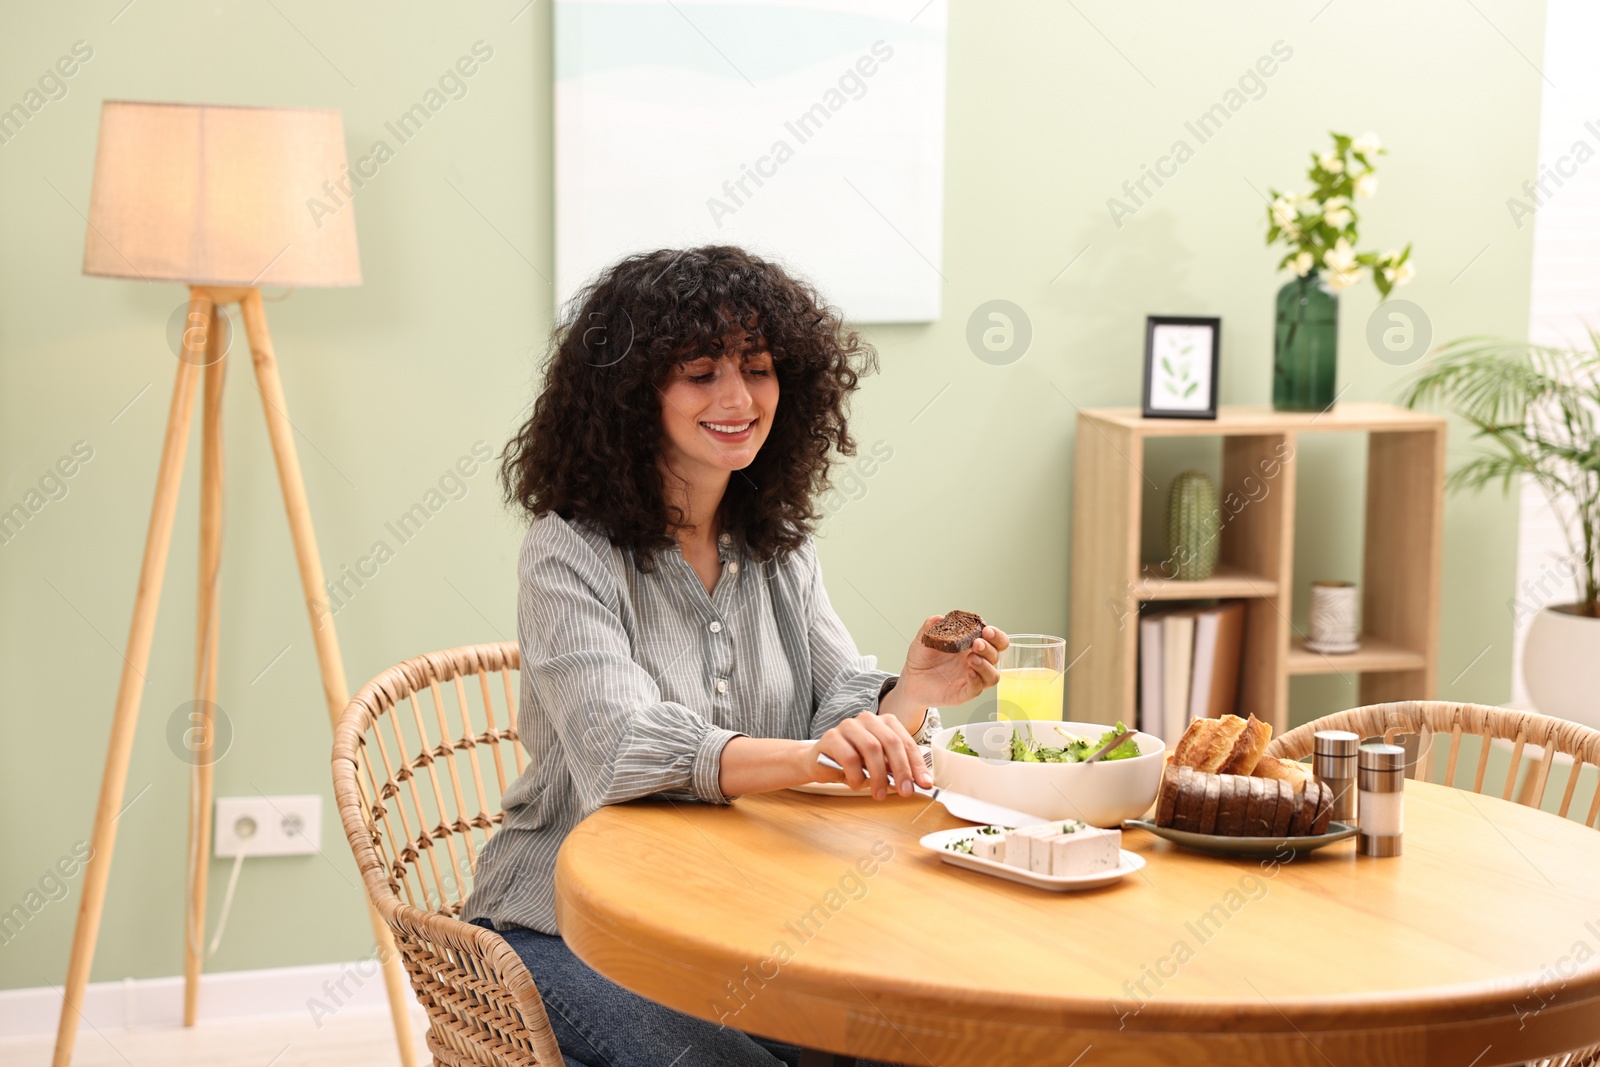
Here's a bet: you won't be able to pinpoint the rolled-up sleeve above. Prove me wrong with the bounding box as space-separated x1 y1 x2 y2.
520 524 740 811
802 543 897 738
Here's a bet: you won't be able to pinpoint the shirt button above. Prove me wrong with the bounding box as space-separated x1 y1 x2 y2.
715 679 728 694
718 533 732 546
709 621 722 633
726 561 740 575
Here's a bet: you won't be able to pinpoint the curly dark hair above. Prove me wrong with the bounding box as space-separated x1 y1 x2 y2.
501 246 877 566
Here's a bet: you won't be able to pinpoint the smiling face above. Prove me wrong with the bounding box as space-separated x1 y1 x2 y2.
657 340 779 485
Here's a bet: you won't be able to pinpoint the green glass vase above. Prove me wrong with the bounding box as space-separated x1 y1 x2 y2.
1272 276 1338 411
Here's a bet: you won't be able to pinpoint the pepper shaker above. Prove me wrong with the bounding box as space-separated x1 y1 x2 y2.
1313 730 1360 825
1357 743 1406 857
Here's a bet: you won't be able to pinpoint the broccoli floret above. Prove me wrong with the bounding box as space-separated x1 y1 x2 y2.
947 730 978 756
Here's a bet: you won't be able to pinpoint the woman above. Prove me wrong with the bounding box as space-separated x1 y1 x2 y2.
464 246 1009 1067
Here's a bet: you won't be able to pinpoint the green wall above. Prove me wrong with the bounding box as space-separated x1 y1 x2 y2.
0 0 1541 988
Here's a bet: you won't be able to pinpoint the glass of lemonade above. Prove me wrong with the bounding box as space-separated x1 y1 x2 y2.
996 635 1066 721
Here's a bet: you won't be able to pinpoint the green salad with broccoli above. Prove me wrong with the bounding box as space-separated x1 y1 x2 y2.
946 722 1140 763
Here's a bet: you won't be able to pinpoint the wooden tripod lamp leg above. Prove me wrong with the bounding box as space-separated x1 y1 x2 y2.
51 293 211 1067
238 290 420 1067
182 310 228 1026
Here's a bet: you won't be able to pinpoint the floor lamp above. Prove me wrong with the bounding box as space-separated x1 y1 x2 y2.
53 101 417 1067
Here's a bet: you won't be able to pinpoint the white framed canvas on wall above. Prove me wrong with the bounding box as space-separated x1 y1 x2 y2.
554 0 948 323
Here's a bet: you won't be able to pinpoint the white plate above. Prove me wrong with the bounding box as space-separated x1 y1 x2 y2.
788 781 873 796
918 827 1145 891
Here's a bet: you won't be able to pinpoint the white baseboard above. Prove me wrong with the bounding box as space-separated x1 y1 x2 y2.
0 960 426 1039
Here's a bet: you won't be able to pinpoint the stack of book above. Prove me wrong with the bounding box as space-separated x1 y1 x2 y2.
1138 601 1246 744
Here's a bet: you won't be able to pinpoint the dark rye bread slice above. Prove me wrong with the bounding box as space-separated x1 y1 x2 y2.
1311 779 1334 835
922 609 985 653
1289 780 1321 836
1156 764 1182 827
1269 779 1295 838
1216 774 1248 836
1167 767 1191 830
1199 772 1222 834
1173 767 1206 832
1244 777 1274 836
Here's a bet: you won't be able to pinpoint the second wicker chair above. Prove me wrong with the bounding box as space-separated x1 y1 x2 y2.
1266 699 1600 824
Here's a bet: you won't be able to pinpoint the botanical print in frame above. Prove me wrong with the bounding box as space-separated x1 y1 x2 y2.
1143 316 1220 419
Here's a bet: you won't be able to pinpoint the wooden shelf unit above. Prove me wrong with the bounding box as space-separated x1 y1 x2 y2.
1067 402 1446 734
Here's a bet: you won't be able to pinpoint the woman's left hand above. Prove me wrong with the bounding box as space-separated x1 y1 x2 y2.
893 617 1010 710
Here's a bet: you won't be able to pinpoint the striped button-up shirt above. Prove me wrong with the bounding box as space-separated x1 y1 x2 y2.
463 513 936 934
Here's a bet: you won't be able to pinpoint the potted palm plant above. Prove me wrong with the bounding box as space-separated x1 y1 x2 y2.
1401 335 1600 726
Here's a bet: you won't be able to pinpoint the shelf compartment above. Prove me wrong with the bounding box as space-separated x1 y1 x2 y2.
1137 562 1278 601
1286 635 1427 676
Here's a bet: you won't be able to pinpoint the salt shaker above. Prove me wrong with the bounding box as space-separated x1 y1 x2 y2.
1357 743 1406 857
1313 730 1360 825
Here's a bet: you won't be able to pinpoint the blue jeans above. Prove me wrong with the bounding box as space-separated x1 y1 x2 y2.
479 920 880 1067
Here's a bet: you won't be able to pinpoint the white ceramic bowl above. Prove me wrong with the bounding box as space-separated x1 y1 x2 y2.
931 720 1165 827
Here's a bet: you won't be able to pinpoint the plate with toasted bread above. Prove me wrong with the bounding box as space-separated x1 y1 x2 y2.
1122 713 1359 856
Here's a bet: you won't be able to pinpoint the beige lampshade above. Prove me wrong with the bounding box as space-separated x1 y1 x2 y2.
83 100 361 288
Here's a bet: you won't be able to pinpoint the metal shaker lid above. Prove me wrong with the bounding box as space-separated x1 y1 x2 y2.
1314 730 1360 756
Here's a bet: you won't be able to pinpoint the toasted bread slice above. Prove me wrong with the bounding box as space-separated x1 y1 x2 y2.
1169 717 1215 766
1156 764 1182 827
1173 715 1249 773
1269 779 1295 838
1217 714 1272 776
1252 755 1315 793
922 610 984 653
1200 772 1222 834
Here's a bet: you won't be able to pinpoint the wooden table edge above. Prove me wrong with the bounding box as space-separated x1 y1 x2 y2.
554 847 1600 1033
555 891 1600 1066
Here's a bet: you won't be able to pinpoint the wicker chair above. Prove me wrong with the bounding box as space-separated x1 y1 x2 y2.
1268 700 1600 1067
332 641 563 1067
1266 700 1600 825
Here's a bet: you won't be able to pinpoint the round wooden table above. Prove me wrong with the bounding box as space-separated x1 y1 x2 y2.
554 778 1600 1066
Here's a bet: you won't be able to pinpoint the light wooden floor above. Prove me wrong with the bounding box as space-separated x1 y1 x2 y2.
0 1007 429 1067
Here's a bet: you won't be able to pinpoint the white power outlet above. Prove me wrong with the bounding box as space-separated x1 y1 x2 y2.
214 795 322 857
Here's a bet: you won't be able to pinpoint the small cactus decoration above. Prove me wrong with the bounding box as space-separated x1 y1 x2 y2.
1165 470 1220 580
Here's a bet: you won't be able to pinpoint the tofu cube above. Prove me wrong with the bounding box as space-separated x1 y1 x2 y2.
1002 829 1031 868
1030 833 1060 874
1048 824 1122 876
1004 824 1056 869
970 827 1006 861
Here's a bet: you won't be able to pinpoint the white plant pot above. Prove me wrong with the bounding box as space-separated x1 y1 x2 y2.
1522 605 1600 730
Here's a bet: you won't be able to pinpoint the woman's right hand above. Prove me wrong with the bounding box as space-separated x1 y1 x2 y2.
804 710 932 801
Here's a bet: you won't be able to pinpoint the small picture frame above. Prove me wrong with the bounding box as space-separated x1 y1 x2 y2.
1142 316 1221 419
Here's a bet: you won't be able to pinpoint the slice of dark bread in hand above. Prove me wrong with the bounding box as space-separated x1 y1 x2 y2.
922 610 985 653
